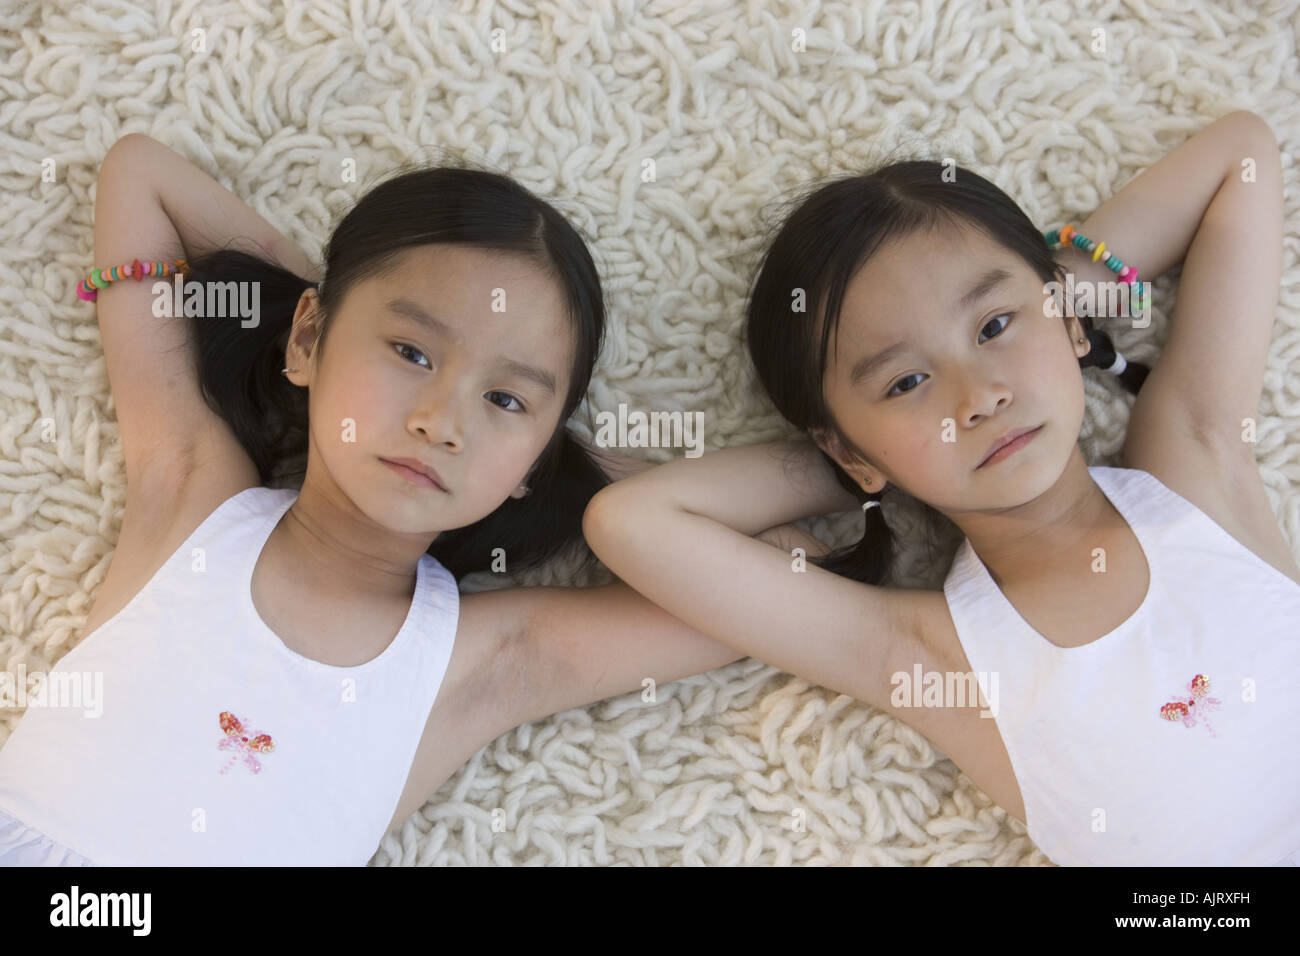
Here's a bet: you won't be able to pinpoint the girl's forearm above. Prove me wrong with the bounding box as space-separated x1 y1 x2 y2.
111 134 322 281
1052 111 1253 291
586 445 833 551
590 438 860 536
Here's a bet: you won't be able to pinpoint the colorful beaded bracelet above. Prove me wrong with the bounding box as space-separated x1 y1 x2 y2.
1044 224 1147 311
76 257 189 302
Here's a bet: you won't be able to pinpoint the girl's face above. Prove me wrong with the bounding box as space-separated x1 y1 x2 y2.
285 244 574 536
816 222 1092 518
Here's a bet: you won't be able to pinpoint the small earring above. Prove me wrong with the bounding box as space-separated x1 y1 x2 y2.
1077 337 1085 344
281 367 298 376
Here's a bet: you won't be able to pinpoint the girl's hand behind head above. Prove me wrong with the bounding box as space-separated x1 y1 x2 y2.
755 522 832 558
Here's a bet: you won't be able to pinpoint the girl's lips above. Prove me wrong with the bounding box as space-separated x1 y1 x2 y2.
380 458 447 491
978 425 1043 468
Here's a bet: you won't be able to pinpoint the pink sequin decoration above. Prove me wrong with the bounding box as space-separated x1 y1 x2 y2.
1158 674 1221 737
217 710 277 774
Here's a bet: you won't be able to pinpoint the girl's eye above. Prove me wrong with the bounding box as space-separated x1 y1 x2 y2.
886 373 925 397
486 391 524 413
977 311 1015 344
393 342 432 368
884 312 1017 398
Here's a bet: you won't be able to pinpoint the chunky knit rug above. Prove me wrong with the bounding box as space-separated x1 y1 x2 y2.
2 0 1297 866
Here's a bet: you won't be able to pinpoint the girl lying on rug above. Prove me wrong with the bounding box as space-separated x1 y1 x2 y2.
0 132 824 866
584 110 1300 866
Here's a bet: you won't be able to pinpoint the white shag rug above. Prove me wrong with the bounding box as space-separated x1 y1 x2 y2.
1 0 1297 867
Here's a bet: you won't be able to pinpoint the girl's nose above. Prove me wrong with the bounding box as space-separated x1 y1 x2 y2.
410 380 467 450
955 370 1012 426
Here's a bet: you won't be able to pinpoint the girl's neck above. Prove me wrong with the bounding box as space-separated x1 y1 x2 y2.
277 476 437 600
946 449 1116 589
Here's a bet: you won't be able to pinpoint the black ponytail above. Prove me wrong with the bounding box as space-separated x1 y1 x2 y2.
809 465 896 586
182 163 612 580
183 247 315 486
1077 316 1151 395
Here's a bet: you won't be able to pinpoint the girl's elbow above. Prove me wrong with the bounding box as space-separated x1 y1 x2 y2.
1222 110 1277 151
583 486 658 564
582 485 625 547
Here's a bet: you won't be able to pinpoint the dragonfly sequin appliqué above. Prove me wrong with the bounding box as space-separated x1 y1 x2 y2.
1159 674 1222 737
217 711 276 774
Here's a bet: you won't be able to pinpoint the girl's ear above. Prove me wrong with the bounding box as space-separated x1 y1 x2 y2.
1066 312 1092 361
809 426 839 461
285 288 323 384
810 426 877 493
508 463 538 499
1050 260 1093 360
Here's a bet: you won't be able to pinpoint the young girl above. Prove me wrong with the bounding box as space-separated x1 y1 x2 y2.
584 110 1300 866
0 133 823 866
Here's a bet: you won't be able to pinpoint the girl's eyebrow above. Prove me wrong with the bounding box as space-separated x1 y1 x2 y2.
849 267 1013 386
387 297 459 340
385 297 558 397
850 342 910 387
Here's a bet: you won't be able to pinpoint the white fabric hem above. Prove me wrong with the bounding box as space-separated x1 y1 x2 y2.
0 807 96 866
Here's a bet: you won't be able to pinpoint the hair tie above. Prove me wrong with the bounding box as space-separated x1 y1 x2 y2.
862 499 881 512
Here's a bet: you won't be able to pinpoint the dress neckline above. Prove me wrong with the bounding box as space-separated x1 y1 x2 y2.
963 466 1154 652
243 492 429 672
